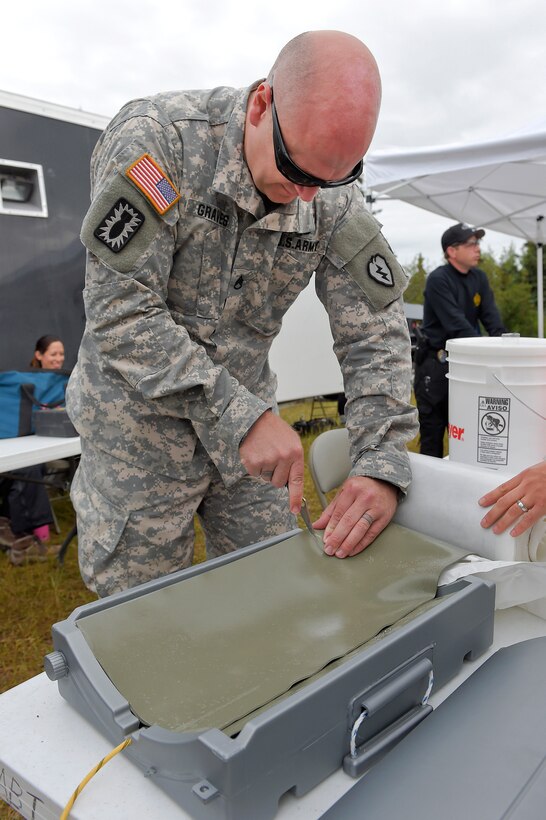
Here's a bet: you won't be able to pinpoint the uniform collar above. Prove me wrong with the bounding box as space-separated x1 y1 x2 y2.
213 81 316 233
448 261 474 276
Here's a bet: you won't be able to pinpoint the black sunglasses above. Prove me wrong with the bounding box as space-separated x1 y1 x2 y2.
270 88 363 188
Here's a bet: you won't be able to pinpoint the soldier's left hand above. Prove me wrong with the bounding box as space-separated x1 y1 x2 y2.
313 476 398 558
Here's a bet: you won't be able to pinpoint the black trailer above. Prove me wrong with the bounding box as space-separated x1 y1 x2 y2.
0 90 109 370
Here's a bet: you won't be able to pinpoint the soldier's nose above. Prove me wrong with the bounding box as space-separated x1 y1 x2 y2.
294 185 319 202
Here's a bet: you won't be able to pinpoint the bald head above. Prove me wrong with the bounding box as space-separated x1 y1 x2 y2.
243 30 381 203
267 31 382 169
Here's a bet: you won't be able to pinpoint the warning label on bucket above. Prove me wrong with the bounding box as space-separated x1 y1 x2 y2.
477 396 510 466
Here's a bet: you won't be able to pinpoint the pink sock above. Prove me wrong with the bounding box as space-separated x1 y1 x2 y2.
33 525 50 542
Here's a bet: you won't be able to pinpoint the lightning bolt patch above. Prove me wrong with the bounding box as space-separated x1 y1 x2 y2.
367 255 394 287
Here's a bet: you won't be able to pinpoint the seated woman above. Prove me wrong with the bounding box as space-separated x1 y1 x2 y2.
0 336 66 564
30 335 66 370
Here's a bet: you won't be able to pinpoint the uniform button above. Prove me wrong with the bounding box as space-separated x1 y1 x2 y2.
233 276 244 290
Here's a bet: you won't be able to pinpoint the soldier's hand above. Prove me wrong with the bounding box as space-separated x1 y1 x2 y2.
239 411 304 513
314 476 398 558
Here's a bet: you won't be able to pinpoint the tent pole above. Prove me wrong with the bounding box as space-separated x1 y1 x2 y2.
537 242 544 338
536 216 544 338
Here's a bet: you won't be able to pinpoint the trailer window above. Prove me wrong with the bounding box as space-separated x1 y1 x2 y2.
0 160 48 217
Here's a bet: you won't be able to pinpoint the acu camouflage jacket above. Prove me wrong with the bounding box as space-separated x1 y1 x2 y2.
68 83 418 489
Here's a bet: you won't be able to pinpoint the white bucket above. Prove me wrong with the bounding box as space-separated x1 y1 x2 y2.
446 337 546 473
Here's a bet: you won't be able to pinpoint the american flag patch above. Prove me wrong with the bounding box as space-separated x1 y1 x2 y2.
125 153 180 214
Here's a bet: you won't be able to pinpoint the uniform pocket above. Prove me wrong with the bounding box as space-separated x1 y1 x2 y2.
81 171 166 276
232 253 317 337
169 223 224 319
71 466 129 557
414 358 448 407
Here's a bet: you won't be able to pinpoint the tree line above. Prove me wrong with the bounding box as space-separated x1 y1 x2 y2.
403 243 540 337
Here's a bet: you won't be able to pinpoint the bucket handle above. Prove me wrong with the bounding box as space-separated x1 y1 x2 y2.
492 374 546 422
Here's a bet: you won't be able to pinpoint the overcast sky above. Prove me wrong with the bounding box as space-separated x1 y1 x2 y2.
2 0 545 267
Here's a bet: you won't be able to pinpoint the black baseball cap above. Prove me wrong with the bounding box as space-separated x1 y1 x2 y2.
441 222 485 251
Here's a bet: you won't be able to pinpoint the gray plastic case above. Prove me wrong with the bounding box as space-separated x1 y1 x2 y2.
44 530 495 820
322 637 546 820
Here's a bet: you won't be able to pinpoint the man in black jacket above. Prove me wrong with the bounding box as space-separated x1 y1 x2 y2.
414 222 506 457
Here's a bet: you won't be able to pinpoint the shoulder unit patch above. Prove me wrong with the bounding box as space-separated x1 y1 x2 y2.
93 198 145 253
126 153 180 215
367 254 394 287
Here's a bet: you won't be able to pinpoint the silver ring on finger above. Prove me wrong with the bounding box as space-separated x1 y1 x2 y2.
260 470 274 480
516 499 529 513
361 512 374 526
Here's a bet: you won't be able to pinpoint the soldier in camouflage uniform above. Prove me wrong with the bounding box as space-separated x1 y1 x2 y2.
67 30 418 597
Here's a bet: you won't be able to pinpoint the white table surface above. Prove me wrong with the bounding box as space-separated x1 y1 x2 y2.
0 434 81 472
1 606 545 820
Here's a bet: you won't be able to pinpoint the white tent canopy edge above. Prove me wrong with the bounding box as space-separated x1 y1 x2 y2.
365 124 546 337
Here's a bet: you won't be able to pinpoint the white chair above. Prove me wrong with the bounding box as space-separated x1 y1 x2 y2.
308 427 351 509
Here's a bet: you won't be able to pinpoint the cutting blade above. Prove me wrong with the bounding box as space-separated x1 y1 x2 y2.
300 497 321 549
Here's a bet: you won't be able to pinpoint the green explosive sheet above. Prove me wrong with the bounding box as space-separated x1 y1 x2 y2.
77 523 465 733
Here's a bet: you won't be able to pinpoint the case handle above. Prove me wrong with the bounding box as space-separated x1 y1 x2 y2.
343 656 433 778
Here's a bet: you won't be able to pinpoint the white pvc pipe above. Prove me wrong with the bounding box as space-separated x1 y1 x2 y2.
393 453 546 564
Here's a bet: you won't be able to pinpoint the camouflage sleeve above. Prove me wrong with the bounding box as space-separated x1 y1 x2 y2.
316 188 418 493
80 102 267 485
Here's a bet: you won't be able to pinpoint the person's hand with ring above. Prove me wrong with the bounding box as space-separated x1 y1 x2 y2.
479 461 546 537
313 475 398 558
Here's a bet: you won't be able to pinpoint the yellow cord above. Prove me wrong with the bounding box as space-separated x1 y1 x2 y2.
60 737 133 819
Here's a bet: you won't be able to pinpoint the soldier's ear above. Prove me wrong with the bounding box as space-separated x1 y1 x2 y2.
247 83 269 127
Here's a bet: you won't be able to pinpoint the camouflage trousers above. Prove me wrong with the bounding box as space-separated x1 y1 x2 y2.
71 440 296 598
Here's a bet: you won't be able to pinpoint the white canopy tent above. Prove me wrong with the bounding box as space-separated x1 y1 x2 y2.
365 125 546 337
